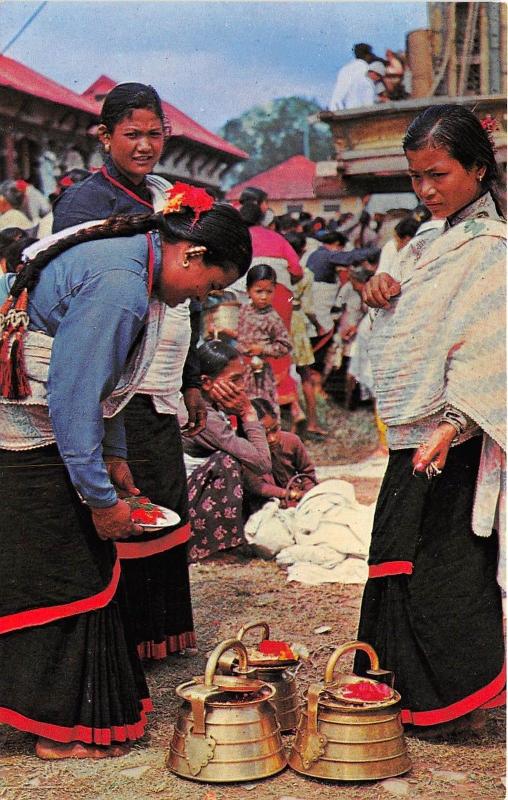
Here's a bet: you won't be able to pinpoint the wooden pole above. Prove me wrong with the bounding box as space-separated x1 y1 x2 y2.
447 3 457 97
499 3 507 96
407 29 434 97
479 4 489 96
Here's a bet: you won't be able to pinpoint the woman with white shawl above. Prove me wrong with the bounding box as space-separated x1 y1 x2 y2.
354 104 505 739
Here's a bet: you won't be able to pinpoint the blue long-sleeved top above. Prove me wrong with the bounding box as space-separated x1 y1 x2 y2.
10 232 161 507
52 156 153 230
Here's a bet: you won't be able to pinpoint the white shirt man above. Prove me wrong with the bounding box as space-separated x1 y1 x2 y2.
330 44 386 111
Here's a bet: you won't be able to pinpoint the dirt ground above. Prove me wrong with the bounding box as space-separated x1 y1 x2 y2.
0 402 505 800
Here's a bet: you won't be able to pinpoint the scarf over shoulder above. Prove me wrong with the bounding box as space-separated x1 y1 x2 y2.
368 194 506 540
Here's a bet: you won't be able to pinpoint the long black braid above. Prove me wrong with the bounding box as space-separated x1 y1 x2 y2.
10 213 158 298
10 201 253 298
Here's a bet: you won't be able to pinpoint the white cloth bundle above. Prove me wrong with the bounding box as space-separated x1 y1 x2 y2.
244 478 374 585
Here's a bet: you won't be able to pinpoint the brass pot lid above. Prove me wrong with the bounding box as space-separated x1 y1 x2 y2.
176 678 276 706
321 679 401 710
176 639 270 701
184 672 264 692
246 648 300 668
234 622 300 667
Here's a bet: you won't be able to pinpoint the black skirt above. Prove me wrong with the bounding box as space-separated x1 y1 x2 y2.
355 437 505 726
118 395 195 658
0 445 150 744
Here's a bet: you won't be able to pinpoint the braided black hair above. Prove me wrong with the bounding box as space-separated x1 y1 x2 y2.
10 202 252 298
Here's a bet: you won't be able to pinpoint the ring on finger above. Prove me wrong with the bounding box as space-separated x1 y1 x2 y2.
425 461 442 479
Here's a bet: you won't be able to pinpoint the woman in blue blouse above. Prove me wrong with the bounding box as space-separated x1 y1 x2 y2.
0 192 251 759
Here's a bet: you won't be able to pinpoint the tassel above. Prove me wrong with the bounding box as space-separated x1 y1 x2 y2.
0 333 13 398
0 290 32 399
10 333 31 399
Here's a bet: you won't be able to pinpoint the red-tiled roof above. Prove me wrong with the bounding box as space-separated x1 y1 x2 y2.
83 75 248 161
227 155 316 201
0 55 99 115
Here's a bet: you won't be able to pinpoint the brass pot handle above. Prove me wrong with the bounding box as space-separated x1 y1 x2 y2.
204 638 249 686
324 640 379 685
299 683 327 768
236 621 270 643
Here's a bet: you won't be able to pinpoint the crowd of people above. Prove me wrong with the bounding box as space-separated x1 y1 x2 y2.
0 80 504 763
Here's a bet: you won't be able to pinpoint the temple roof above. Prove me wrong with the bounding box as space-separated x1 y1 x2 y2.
227 155 317 201
0 54 99 115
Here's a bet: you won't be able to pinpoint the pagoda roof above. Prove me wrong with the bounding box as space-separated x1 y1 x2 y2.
0 55 99 115
227 155 316 201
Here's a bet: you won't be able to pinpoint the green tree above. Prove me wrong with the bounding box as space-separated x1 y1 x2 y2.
220 96 334 187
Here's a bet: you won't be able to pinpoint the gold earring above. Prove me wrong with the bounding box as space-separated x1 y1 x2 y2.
104 143 111 154
182 245 207 268
478 171 485 182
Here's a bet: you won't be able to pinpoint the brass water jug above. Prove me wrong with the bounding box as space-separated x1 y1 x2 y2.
167 638 287 783
289 640 411 782
218 621 302 732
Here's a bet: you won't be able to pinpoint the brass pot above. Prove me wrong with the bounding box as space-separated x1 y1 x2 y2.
288 640 411 782
167 638 287 783
218 621 302 732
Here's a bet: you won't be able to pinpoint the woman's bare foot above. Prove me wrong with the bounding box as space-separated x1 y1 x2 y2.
306 425 328 437
290 402 306 428
35 737 130 760
178 647 199 657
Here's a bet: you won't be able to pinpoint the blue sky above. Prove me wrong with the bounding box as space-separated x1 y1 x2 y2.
1 1 428 131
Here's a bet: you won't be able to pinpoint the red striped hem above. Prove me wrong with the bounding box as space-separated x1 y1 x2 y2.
401 667 506 726
137 630 197 660
481 689 506 709
100 166 154 210
0 558 121 635
116 522 191 559
0 697 153 745
312 328 334 353
369 561 414 578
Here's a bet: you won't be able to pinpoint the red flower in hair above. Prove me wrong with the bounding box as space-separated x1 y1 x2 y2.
481 114 498 151
163 181 214 223
481 114 498 134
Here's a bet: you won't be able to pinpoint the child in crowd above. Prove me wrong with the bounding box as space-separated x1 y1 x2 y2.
284 231 327 438
244 397 317 510
236 264 292 416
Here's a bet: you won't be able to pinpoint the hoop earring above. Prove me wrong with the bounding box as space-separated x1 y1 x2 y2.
182 255 190 268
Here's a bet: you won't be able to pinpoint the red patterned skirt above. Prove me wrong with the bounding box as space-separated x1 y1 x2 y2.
187 451 245 562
